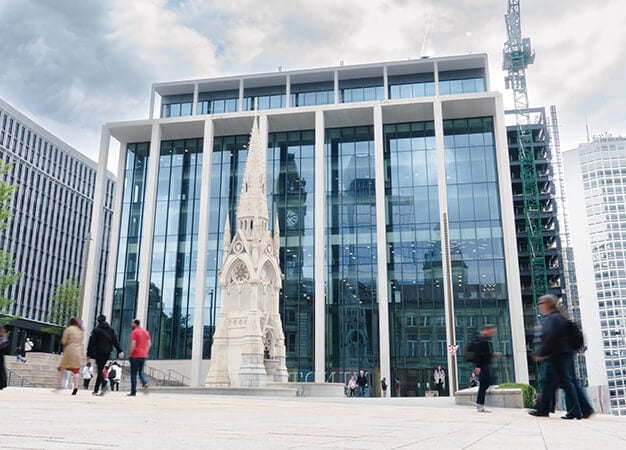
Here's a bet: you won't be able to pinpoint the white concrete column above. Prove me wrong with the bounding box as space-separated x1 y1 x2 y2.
434 61 440 96
192 82 199 115
285 74 291 108
238 79 244 112
135 123 162 326
383 66 389 100
493 94 529 384
373 105 391 387
149 90 155 120
102 140 128 317
433 100 459 394
81 126 111 339
191 119 214 386
333 71 339 104
314 110 326 383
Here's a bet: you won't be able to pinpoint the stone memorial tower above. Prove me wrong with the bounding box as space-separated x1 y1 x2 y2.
205 116 288 387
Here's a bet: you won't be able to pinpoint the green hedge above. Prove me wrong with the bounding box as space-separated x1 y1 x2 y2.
498 383 535 408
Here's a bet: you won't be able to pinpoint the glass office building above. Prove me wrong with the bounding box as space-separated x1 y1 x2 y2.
0 97 115 353
564 136 626 415
89 54 528 391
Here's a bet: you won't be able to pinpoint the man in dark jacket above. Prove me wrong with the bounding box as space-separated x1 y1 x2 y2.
356 370 368 397
473 324 502 412
87 314 124 396
529 294 592 419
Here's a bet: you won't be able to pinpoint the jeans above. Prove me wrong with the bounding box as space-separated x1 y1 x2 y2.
129 357 147 394
537 353 582 417
565 355 593 415
359 386 366 397
476 365 491 407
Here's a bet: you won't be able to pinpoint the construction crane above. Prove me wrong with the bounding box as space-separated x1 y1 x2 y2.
503 1 549 304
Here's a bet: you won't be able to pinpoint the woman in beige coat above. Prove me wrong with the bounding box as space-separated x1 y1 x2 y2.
57 317 83 395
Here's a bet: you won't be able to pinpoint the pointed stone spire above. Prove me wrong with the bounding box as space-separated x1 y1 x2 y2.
237 116 268 234
274 216 280 250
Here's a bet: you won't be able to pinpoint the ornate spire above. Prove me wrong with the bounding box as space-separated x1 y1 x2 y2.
237 116 268 228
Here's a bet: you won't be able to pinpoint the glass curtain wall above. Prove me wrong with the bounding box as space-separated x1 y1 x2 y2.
268 131 316 381
384 122 443 397
205 134 249 358
444 117 514 387
112 143 150 351
325 126 379 392
147 139 203 359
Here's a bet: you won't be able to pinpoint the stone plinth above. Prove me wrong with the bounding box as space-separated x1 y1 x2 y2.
455 387 524 408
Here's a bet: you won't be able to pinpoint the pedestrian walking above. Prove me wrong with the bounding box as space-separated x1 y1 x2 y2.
434 365 446 396
395 378 401 397
469 371 479 388
24 337 33 354
381 377 388 398
57 318 83 395
471 324 503 412
87 314 124 396
109 361 121 391
347 375 357 397
82 362 93 390
0 325 8 390
356 370 368 397
127 319 151 396
528 294 594 419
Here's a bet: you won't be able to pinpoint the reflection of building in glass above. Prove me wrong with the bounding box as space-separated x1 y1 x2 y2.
89 54 529 390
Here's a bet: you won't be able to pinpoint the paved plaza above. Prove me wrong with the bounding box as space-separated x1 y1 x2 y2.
1 387 625 449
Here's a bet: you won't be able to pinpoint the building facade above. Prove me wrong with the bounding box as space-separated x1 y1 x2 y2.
87 54 528 391
505 107 572 385
0 98 115 352
564 136 625 414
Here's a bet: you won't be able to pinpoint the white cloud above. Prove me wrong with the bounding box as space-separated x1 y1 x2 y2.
0 0 623 155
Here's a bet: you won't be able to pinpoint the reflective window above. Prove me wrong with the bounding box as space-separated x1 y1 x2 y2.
161 94 194 118
444 117 513 386
339 78 384 104
291 81 334 107
438 69 486 95
243 86 286 111
389 73 436 99
147 139 203 359
111 143 150 352
268 131 316 379
384 121 444 396
325 126 379 388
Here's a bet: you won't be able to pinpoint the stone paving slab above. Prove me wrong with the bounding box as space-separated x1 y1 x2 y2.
1 387 625 449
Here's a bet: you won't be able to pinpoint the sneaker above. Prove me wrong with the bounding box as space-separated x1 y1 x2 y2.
71 388 78 396
126 393 136 397
477 408 491 413
142 384 149 394
528 410 549 417
582 409 595 419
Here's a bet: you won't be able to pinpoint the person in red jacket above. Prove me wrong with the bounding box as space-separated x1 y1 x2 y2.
127 319 151 396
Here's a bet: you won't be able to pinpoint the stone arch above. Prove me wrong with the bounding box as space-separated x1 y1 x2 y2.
263 328 275 360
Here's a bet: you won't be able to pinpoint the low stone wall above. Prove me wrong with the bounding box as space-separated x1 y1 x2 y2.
455 387 524 408
276 382 345 397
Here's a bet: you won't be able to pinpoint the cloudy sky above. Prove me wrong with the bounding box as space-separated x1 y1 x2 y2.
0 0 624 161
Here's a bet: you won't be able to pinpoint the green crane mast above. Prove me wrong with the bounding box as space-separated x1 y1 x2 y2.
503 0 549 304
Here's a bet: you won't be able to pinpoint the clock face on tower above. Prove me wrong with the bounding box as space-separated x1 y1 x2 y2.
286 209 299 229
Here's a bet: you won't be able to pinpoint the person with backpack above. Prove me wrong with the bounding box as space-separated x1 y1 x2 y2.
528 294 593 419
87 314 124 396
468 324 502 413
108 361 121 391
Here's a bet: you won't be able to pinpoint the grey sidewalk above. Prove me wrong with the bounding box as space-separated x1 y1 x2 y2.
1 387 624 449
